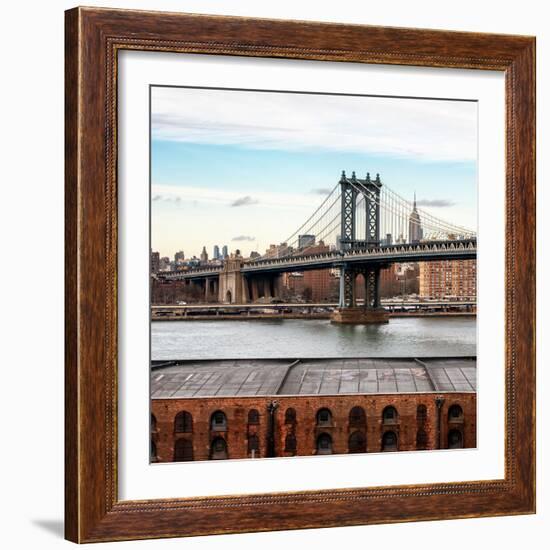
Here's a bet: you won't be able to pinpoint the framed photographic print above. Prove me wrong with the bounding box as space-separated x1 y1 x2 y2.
65 7 536 543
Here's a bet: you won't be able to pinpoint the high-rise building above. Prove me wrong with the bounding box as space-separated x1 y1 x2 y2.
200 246 208 264
419 260 476 299
151 251 160 274
408 193 423 243
298 234 316 249
382 233 393 246
221 245 228 258
174 250 185 262
265 243 292 259
213 245 220 260
159 257 171 271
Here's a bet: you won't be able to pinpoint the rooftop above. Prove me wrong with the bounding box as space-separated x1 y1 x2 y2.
151 357 476 398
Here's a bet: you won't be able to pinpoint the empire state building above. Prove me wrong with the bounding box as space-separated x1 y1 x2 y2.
409 193 423 243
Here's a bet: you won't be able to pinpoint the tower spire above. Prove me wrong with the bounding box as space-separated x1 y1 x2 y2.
413 191 417 209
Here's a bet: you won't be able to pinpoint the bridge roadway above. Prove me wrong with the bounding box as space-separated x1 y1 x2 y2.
160 238 477 280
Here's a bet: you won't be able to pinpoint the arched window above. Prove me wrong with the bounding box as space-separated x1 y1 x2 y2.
316 433 333 455
150 439 158 462
151 413 157 432
210 437 228 460
382 431 398 451
416 404 427 424
210 410 227 431
174 438 193 461
382 406 398 424
248 434 260 456
416 429 428 450
285 408 296 425
285 434 297 454
349 406 366 427
448 429 463 449
316 408 332 427
174 411 192 433
247 409 260 425
448 405 464 422
348 431 367 453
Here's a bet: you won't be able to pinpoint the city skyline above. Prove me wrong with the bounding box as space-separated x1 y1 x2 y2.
151 86 477 259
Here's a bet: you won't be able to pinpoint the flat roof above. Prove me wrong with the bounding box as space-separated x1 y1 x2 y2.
151 357 476 398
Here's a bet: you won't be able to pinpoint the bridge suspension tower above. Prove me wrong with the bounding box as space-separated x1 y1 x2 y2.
333 170 388 324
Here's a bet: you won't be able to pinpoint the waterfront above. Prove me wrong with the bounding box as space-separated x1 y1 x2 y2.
151 316 476 360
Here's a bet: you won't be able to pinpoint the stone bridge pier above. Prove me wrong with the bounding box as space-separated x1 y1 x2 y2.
218 255 247 304
204 277 219 302
217 255 284 304
246 274 284 303
331 264 389 324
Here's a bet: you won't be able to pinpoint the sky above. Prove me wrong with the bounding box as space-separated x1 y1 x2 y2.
151 86 477 259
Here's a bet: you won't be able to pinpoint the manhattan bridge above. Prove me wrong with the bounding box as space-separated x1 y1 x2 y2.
159 171 476 323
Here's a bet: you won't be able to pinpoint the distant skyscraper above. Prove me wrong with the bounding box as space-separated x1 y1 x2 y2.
151 251 160 273
298 234 316 249
408 193 423 243
222 245 228 258
213 245 220 259
200 246 208 264
174 250 185 262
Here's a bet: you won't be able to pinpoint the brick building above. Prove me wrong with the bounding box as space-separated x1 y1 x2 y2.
302 268 339 302
151 357 476 462
281 242 339 302
419 259 477 299
282 272 305 297
355 263 420 301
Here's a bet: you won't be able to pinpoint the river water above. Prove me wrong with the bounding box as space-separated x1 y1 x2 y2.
151 317 476 360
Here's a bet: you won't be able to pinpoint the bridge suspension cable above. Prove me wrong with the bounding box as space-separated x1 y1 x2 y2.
350 180 475 243
254 173 476 262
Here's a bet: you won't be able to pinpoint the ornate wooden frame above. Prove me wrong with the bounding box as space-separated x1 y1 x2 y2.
65 6 536 543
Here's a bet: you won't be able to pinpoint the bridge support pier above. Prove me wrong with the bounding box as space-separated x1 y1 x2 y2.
331 264 389 324
247 274 283 303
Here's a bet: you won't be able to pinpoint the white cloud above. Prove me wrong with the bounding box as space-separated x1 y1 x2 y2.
231 196 259 207
416 199 455 207
232 235 255 242
151 183 333 211
152 87 477 162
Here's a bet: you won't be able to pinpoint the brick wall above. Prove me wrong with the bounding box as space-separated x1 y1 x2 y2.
151 392 476 462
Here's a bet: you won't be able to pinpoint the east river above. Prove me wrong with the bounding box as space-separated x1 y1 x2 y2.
151 316 476 361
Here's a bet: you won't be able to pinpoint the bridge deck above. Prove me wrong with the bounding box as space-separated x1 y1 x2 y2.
151 357 476 398
159 238 477 280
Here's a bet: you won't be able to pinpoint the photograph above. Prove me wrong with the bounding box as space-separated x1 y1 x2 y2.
149 85 478 462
